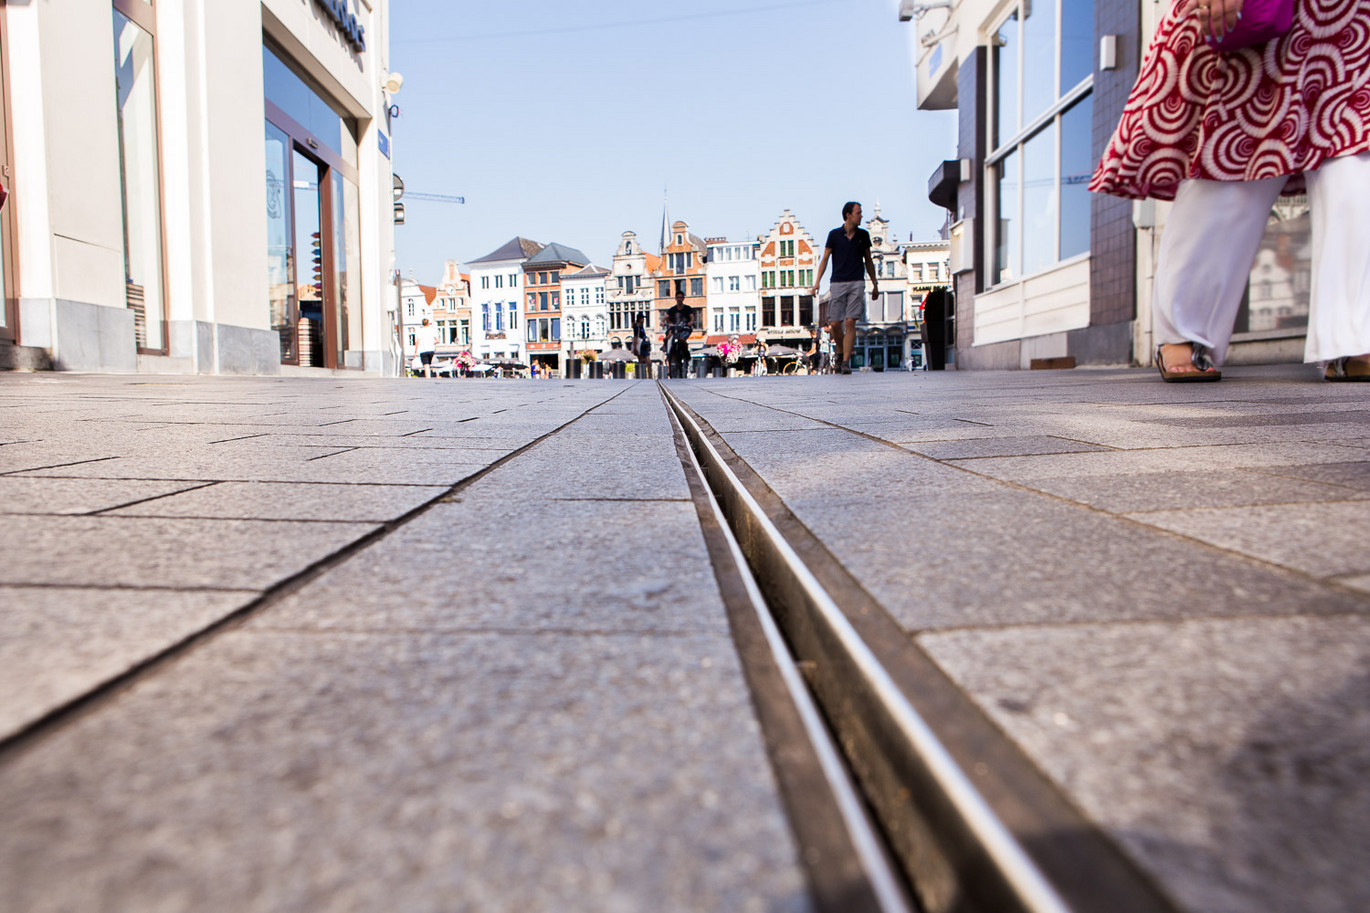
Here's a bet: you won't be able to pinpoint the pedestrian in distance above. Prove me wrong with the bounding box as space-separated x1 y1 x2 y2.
811 202 879 374
818 321 834 374
1091 0 1370 382
664 289 693 379
414 318 439 378
632 312 652 378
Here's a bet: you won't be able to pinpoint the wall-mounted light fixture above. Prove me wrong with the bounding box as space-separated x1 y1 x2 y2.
1100 36 1118 70
899 0 953 21
383 72 404 94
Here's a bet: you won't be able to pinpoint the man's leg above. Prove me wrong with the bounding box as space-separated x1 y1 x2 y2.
842 318 857 366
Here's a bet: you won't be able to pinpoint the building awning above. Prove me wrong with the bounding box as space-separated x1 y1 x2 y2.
928 160 962 212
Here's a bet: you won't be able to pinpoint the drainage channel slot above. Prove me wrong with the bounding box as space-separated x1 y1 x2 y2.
661 384 1179 913
666 390 914 913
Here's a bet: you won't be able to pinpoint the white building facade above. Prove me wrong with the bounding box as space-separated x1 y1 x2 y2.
561 264 610 363
466 237 539 364
704 238 760 343
605 231 656 350
1 0 398 374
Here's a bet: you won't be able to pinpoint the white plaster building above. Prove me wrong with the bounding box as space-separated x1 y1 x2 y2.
1 0 398 374
561 264 610 362
704 237 760 343
605 231 658 350
466 237 539 363
854 206 909 370
904 240 952 368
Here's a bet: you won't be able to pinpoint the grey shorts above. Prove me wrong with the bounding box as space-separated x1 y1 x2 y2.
828 281 866 321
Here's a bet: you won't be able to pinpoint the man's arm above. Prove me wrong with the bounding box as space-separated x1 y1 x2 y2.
811 247 831 296
864 249 880 301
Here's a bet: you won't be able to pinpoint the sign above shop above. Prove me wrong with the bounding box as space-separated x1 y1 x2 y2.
314 0 366 53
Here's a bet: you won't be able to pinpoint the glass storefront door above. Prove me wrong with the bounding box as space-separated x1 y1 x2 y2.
0 6 14 342
293 150 325 367
263 42 362 369
265 122 295 363
112 5 166 353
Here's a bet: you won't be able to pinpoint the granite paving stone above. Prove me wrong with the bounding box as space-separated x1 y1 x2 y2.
0 630 810 913
776 491 1370 630
1126 501 1370 578
1015 468 1370 512
0 477 206 514
103 480 449 521
254 499 722 635
944 440 1370 482
1247 459 1370 491
0 585 255 739
918 616 1370 913
716 428 999 501
900 434 1115 460
0 515 378 589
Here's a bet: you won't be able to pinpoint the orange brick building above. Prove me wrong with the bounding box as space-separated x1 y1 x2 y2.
651 220 707 343
757 210 817 341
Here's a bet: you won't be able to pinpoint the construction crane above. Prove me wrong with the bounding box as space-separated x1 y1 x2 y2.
405 192 466 204
391 174 462 224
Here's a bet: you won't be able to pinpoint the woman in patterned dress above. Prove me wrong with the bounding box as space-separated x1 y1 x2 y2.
1091 0 1370 380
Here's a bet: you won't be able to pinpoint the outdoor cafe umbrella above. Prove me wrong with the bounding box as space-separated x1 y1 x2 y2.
764 344 801 358
599 348 634 362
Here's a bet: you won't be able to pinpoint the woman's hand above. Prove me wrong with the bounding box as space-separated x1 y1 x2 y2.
1178 0 1244 42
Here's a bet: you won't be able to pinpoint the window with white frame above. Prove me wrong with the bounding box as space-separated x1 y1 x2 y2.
595 286 604 305
987 0 1094 286
728 276 740 292
712 277 723 293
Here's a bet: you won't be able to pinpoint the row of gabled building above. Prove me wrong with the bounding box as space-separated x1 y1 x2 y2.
400 208 951 374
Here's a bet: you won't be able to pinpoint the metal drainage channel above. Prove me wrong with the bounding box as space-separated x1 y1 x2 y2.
661 384 1181 913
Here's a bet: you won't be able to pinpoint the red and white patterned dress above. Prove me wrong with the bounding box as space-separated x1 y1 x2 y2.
1091 0 1370 200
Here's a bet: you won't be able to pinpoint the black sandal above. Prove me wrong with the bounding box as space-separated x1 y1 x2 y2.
1156 344 1221 383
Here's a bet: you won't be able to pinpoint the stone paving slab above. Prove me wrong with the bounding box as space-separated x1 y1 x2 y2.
252 498 723 636
0 585 255 740
919 616 1370 913
1126 500 1370 579
0 630 808 913
0 515 378 589
102 480 448 522
1014 468 1370 512
0 476 207 514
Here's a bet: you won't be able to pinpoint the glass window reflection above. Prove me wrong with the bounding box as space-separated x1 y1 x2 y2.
1060 0 1094 90
1059 96 1094 260
1022 128 1057 277
112 9 165 352
994 13 1019 148
263 45 356 166
995 151 1020 285
1022 0 1058 126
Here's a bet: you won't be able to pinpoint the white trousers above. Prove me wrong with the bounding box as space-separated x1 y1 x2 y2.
1153 151 1370 364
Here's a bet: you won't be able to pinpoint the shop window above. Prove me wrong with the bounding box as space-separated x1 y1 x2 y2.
988 0 1093 286
113 6 166 353
263 45 355 166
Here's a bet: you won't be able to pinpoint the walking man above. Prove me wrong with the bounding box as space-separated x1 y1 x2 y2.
811 202 879 374
414 317 440 378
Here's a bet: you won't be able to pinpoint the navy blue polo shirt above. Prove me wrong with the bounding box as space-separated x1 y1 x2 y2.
825 227 872 283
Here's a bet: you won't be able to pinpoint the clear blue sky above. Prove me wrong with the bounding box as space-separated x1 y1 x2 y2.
389 0 957 280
